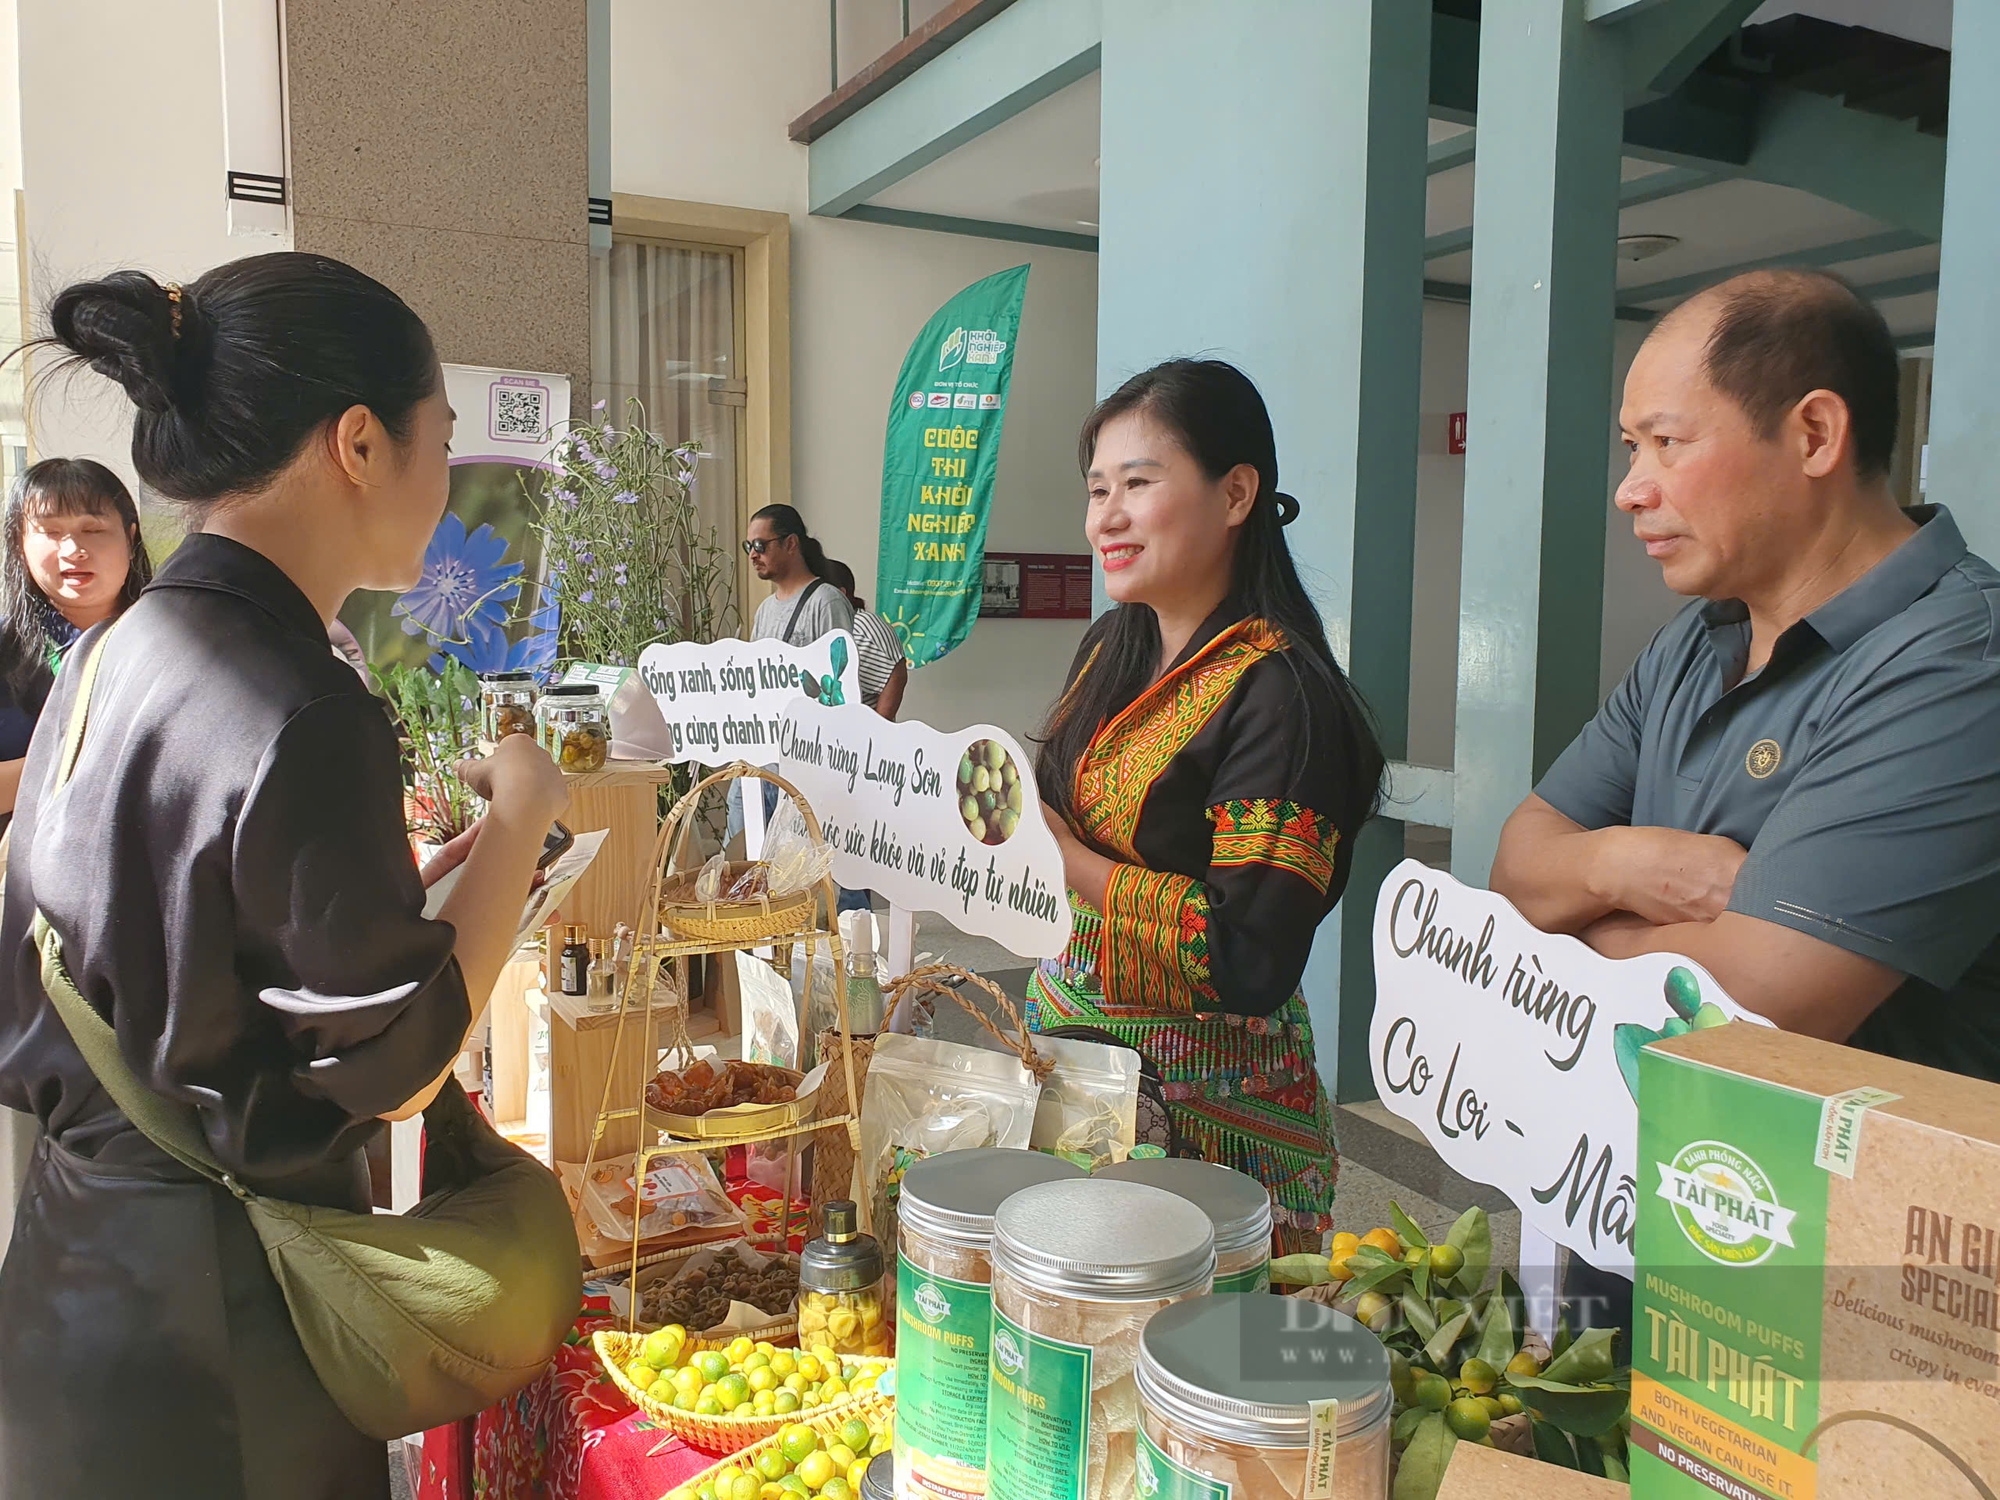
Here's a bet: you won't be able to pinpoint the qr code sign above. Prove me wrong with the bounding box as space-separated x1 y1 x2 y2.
490 380 549 442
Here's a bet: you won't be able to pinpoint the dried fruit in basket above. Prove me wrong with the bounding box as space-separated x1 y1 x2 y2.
648 1058 801 1116
638 1247 800 1333
725 864 773 901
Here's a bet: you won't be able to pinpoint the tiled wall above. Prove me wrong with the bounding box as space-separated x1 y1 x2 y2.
284 0 591 396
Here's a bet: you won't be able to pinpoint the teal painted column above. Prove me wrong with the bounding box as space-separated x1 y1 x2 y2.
1451 0 1623 884
1098 0 1430 1101
1927 0 2000 561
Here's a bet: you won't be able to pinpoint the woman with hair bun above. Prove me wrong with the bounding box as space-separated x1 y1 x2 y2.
1029 359 1385 1254
0 255 569 1495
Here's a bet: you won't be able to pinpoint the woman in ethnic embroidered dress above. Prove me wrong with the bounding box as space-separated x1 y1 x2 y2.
1027 360 1384 1253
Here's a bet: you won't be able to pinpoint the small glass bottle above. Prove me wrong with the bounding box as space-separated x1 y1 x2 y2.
1135 1294 1393 1500
799 1199 890 1357
479 670 538 746
559 924 590 997
586 937 615 1010
536 683 609 772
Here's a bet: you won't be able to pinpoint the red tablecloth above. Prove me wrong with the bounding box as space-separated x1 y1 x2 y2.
416 1294 714 1500
417 1181 809 1500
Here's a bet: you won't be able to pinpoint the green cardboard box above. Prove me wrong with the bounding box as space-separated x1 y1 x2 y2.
1633 1025 2000 1499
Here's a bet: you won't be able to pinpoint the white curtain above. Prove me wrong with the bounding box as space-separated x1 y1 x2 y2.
589 240 743 557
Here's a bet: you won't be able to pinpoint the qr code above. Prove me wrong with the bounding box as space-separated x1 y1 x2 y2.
491 382 548 441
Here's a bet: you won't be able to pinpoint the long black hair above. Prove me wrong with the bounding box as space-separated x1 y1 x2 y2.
0 458 152 700
35 252 437 506
820 557 865 609
1035 358 1383 836
752 503 830 579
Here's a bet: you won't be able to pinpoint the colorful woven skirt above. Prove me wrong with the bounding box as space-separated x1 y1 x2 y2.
1025 906 1338 1255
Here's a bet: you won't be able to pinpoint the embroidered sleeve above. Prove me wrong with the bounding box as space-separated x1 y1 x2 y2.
1206 798 1341 897
1099 864 1220 1014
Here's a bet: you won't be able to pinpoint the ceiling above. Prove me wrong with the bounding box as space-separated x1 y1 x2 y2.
861 69 1938 351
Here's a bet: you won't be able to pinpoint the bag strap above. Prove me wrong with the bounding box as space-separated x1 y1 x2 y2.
782 577 825 645
29 623 246 1199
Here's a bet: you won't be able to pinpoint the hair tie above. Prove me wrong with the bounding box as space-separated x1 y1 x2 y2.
1274 491 1300 526
164 282 183 339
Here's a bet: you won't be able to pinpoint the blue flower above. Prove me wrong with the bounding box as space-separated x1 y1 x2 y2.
394 512 521 644
592 399 607 412
433 593 560 677
579 590 594 604
595 462 617 481
612 490 639 506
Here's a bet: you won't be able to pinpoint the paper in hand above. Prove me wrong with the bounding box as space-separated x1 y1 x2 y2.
423 829 609 945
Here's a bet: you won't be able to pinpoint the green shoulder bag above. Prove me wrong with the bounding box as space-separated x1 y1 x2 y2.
31 623 582 1439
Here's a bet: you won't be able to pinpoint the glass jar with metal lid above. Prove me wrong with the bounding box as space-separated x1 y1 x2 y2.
535 683 609 772
1135 1295 1392 1500
986 1179 1215 1500
799 1199 890 1357
1096 1157 1274 1294
897 1150 1085 1500
479 670 538 746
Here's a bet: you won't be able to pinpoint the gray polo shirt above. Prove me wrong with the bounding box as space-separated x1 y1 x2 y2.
1537 506 2000 1082
751 578 854 647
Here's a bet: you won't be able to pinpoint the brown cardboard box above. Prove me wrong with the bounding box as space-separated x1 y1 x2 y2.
1435 1444 1626 1498
1634 1024 2000 1499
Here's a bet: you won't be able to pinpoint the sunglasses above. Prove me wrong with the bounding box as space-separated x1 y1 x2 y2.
743 537 784 556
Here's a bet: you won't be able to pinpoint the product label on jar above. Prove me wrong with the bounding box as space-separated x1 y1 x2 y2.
1135 1428 1230 1500
985 1306 1092 1500
1302 1400 1338 1500
895 1252 995 1500
1211 1262 1271 1295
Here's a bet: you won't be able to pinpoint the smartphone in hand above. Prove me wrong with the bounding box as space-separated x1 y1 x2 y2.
538 821 575 872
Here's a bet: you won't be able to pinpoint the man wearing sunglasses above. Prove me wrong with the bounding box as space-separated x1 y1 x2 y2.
743 503 854 649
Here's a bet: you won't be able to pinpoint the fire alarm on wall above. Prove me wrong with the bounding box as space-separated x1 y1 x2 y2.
1447 412 1467 456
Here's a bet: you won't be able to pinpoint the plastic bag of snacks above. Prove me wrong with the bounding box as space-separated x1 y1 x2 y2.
582 1151 745 1244
857 1033 1040 1250
1022 1029 1142 1172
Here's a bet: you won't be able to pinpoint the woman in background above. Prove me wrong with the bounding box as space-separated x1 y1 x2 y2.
1028 359 1384 1254
0 458 152 821
822 558 907 720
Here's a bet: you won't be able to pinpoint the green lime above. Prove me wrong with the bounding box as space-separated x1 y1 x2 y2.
759 1452 791 1482
1404 1246 1428 1267
731 1475 761 1500
1459 1358 1499 1396
839 1419 873 1455
1445 1397 1491 1442
675 1390 700 1412
1413 1372 1452 1412
645 1326 688 1370
699 1485 719 1500
1497 1393 1524 1416
735 1403 756 1418
624 1360 659 1390
774 1390 801 1413
1477 1396 1507 1421
696 1396 725 1417
780 1425 821 1464
797 1453 835 1491
1505 1350 1542 1378
1388 1351 1417 1407
717 1374 751 1408
1428 1243 1465 1279
821 1481 855 1500
780 1479 810 1498
698 1350 731 1383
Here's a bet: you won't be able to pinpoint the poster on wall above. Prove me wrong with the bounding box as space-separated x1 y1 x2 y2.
1369 860 1770 1276
339 363 570 676
875 265 1029 669
775 695 1072 958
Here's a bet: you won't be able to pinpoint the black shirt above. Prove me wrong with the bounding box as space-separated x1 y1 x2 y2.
1537 506 2000 1081
0 534 469 1199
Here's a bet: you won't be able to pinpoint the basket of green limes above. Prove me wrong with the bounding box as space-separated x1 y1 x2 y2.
594 1325 892 1454
668 1398 895 1500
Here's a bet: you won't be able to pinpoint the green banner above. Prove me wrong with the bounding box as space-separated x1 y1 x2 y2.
876 265 1029 667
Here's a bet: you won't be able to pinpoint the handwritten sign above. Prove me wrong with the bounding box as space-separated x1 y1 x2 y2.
1370 860 1769 1275
634 633 861 765
775 697 1072 958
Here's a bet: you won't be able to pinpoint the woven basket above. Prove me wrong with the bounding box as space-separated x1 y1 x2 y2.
675 1392 896 1493
660 862 814 944
592 1329 892 1454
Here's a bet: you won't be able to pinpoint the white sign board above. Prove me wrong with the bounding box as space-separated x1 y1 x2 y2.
442 363 571 467
775 697 1073 960
1370 861 1770 1275
635 633 861 766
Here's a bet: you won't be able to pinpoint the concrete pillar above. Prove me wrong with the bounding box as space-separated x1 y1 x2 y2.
1450 0 1624 884
1925 0 2000 559
1097 0 1430 1100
